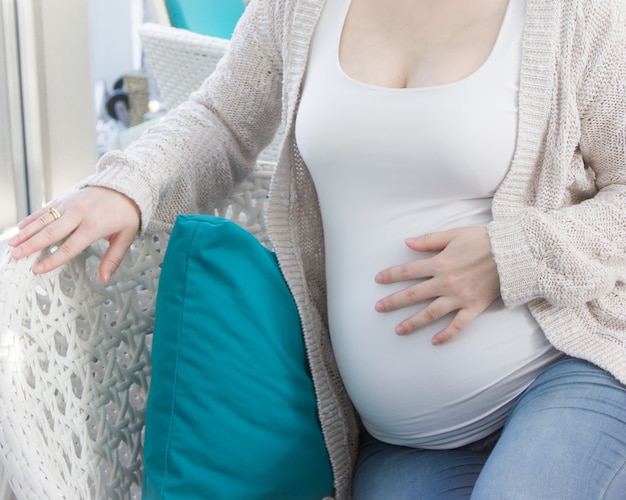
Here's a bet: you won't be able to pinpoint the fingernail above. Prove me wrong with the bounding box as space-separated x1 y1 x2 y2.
395 325 406 335
405 238 421 248
10 247 22 258
375 301 385 312
102 271 111 284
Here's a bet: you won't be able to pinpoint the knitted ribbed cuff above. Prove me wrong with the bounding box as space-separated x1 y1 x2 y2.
77 151 154 233
487 216 543 309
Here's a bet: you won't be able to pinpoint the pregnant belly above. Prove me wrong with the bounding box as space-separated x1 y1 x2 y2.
322 202 562 448
327 267 562 449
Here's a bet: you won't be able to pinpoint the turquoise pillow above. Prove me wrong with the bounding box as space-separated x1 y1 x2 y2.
165 0 245 39
142 215 333 499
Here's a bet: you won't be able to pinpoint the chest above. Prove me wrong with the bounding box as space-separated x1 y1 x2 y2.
339 0 511 88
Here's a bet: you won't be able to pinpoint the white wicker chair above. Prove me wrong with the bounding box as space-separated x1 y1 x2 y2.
0 21 279 500
139 23 230 111
0 161 274 499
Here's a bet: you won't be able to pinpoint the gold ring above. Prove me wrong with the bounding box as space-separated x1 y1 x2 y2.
47 207 61 221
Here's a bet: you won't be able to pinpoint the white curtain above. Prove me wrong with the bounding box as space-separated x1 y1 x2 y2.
0 0 28 235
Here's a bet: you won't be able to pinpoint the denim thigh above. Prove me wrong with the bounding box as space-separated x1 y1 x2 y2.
471 357 626 499
352 430 491 499
352 358 626 500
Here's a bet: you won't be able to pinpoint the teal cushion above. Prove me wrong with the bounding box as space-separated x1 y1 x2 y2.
164 0 245 39
142 215 333 499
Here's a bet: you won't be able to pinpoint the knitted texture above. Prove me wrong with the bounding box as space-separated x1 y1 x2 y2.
81 1 626 497
487 1 626 382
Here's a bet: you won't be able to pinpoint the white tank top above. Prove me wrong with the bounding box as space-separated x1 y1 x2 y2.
295 0 562 449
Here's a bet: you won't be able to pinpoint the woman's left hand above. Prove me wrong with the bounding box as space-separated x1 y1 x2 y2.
374 226 501 345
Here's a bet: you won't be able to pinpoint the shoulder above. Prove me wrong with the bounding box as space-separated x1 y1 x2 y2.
242 0 318 46
574 0 625 27
577 0 626 62
264 0 325 41
559 0 625 65
552 0 625 28
570 0 626 123
246 0 325 70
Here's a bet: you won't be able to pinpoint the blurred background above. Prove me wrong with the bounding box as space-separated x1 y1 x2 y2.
0 0 162 239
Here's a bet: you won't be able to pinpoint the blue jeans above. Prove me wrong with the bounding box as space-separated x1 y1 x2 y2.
352 358 626 499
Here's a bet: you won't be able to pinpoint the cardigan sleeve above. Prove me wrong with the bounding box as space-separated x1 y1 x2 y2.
79 0 283 234
488 1 626 310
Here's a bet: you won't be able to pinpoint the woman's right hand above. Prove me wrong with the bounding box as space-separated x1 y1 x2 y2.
8 186 141 284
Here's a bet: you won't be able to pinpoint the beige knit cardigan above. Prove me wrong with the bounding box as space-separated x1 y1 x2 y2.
84 0 626 497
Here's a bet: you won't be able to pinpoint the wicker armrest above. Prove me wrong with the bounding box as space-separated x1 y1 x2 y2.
0 163 273 498
0 233 165 499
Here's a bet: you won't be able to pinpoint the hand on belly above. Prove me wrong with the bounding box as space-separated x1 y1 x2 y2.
374 226 501 345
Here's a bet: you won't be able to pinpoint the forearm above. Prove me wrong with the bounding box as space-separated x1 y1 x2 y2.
82 0 284 233
488 188 626 309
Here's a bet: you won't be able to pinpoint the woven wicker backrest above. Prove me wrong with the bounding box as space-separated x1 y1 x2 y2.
0 161 274 499
140 23 230 112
